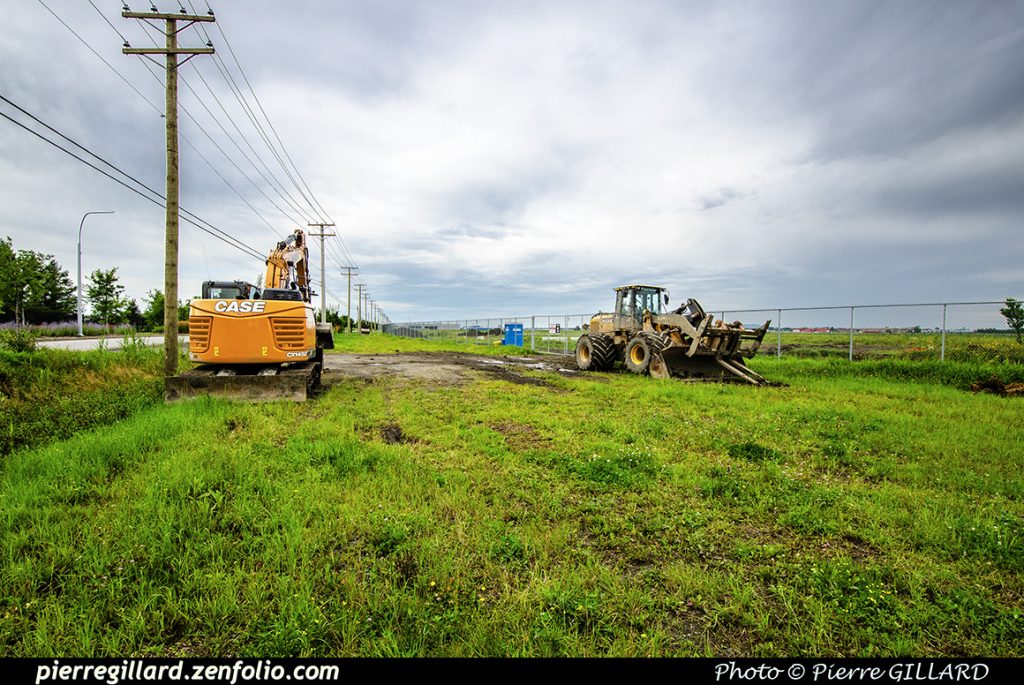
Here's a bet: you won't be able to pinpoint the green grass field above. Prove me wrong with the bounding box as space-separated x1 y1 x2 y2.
1 334 1022 656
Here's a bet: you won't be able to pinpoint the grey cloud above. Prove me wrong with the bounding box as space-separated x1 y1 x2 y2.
436 223 507 239
703 2 1024 161
694 187 742 211
869 160 1024 218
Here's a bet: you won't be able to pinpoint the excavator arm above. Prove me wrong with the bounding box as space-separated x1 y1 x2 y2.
264 230 311 300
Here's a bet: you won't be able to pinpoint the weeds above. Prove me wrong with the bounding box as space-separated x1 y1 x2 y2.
575 447 658 487
0 321 139 338
331 332 532 357
727 442 781 462
0 328 37 353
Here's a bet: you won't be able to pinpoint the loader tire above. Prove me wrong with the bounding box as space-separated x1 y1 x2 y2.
624 333 665 375
575 334 615 371
575 335 595 370
589 334 616 371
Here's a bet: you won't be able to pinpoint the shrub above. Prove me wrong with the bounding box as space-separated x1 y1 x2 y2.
1001 298 1024 344
0 327 36 352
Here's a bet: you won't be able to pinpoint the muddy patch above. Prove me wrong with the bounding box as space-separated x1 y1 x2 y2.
491 422 552 451
969 375 1024 397
464 357 557 387
381 424 409 444
323 352 575 389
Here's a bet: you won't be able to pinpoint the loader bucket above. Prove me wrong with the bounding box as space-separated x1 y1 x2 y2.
649 317 772 385
653 346 768 385
165 362 320 402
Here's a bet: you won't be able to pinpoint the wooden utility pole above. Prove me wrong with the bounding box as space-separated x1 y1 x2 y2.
355 283 366 332
307 223 335 324
123 9 214 378
340 266 357 333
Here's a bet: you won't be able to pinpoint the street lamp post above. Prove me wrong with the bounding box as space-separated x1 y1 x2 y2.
78 211 115 336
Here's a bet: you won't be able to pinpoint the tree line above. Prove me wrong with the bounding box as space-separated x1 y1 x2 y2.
0 236 183 330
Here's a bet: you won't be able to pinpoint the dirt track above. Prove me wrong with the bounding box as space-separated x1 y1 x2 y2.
322 352 579 387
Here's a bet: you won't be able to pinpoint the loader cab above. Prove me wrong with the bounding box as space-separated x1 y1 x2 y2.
615 285 667 321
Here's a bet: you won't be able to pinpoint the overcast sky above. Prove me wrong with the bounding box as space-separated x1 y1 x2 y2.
2 0 1022 321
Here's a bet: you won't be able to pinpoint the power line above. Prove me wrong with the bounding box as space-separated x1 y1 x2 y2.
39 1 374 306
67 1 291 245
35 0 162 116
205 51 322 222
87 0 128 43
0 95 265 262
0 109 263 262
190 2 360 296
184 60 314 222
179 2 323 223
192 20 370 289
165 73 308 229
0 92 262 260
125 14 311 231
192 0 332 224
125 53 290 240
180 132 286 240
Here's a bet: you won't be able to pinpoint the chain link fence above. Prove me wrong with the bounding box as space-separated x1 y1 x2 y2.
383 300 1023 364
383 315 592 355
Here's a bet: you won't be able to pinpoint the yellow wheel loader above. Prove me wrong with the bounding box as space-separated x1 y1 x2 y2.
575 285 771 385
165 230 334 402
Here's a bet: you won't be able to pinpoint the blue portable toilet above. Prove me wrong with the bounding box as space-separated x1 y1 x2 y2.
503 323 524 346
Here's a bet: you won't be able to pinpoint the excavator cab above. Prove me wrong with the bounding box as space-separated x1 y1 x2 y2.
202 280 260 300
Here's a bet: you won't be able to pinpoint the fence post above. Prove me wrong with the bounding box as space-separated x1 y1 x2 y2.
564 315 569 355
849 306 855 362
777 309 782 359
941 304 947 362
530 316 535 352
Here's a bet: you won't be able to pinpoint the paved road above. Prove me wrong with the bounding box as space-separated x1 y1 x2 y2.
37 335 188 351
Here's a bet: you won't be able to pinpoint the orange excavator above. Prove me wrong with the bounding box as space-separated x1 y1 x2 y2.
165 229 334 401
